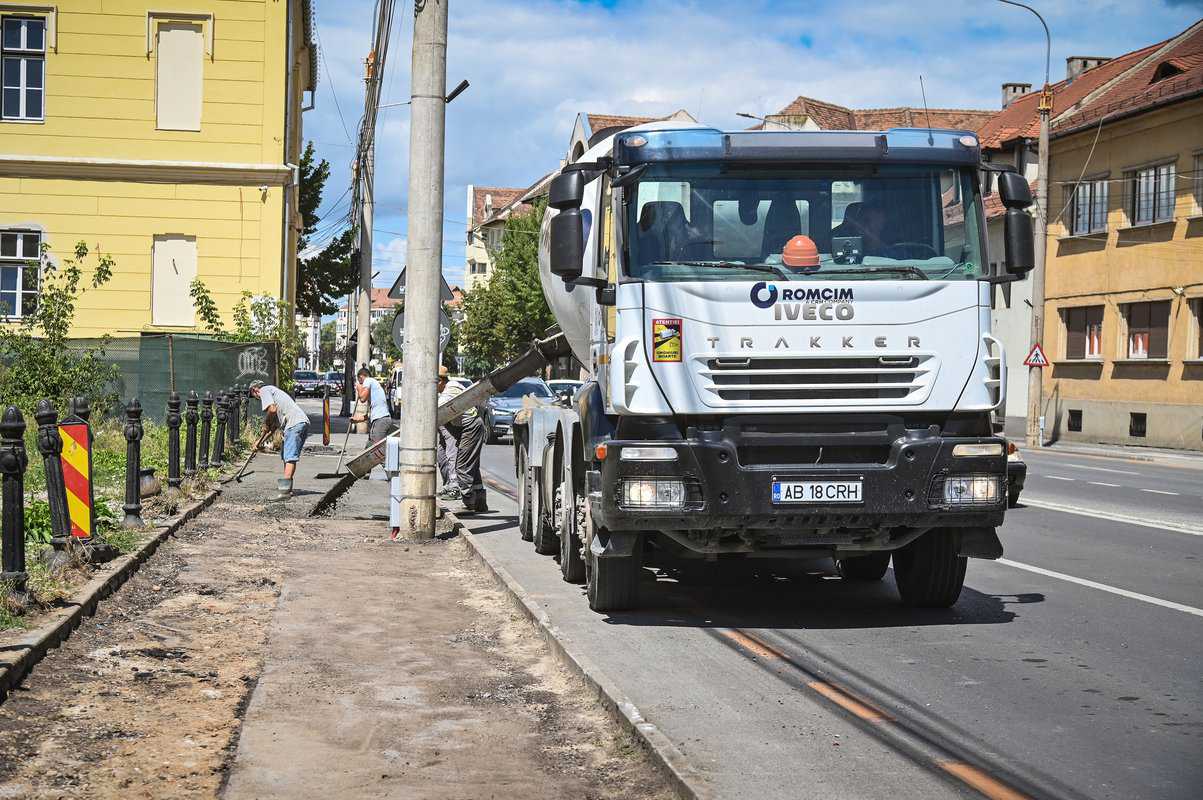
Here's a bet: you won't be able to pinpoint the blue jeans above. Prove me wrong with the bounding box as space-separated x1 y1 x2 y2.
281 422 310 463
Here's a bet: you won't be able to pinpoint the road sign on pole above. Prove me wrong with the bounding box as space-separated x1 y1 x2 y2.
387 267 454 304
1023 343 1049 368
392 308 451 354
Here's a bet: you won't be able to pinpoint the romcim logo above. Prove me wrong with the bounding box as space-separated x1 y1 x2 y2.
750 282 856 320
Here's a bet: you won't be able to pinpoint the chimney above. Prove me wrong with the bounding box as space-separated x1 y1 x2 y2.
1066 56 1111 81
1001 82 1032 109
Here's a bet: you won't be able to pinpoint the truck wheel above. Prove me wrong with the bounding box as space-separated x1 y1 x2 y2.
892 530 967 608
835 553 890 581
586 543 642 612
516 447 533 542
532 477 560 556
557 474 585 584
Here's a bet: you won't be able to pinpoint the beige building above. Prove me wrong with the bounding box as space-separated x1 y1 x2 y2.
1039 21 1203 450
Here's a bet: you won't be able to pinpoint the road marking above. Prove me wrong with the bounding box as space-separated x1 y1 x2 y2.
1141 488 1180 496
721 629 780 661
996 559 1203 618
1044 475 1075 481
1088 481 1120 487
1059 463 1136 476
1019 497 1203 537
940 762 1032 800
807 681 892 722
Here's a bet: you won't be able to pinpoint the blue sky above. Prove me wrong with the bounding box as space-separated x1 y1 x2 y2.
305 0 1202 291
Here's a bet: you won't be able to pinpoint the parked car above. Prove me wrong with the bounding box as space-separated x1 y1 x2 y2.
1007 441 1026 507
547 379 583 403
324 371 344 395
292 370 324 397
484 377 554 443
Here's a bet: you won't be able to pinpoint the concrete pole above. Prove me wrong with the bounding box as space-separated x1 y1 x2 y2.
1025 99 1050 447
397 0 447 540
356 142 374 373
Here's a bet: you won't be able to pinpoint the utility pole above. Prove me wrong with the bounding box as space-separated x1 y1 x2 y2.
1026 91 1050 447
397 0 448 539
356 143 375 374
998 0 1052 448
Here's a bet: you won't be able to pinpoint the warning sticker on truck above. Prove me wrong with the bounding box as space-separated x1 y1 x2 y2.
652 318 682 362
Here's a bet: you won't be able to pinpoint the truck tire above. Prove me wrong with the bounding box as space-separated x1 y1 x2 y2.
835 553 890 581
557 472 585 584
892 530 967 608
585 513 641 612
517 446 533 542
532 477 560 556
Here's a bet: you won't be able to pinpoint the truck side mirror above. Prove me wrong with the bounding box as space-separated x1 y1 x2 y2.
1003 208 1034 275
548 171 586 281
997 171 1034 276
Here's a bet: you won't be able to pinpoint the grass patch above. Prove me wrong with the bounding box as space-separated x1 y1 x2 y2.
99 528 143 555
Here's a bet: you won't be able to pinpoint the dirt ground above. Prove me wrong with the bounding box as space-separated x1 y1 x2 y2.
0 489 676 799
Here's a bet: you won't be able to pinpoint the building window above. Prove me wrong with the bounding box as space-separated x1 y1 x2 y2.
1064 305 1103 360
155 22 203 131
1129 412 1147 438
1067 409 1083 432
1070 178 1108 235
1193 154 1203 216
151 234 198 326
1192 298 1203 359
1128 162 1176 225
1 16 46 122
1123 300 1170 359
0 229 40 318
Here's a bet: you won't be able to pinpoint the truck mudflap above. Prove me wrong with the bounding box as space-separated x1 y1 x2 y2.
586 422 1007 547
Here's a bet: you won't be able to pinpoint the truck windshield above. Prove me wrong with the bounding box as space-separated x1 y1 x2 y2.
625 163 985 282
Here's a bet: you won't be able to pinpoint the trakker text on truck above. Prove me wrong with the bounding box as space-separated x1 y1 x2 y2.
512 123 1035 612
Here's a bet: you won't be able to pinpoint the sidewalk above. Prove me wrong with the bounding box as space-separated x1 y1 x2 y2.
1001 415 1203 467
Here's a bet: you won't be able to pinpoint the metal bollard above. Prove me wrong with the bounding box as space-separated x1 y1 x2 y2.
166 391 182 489
123 399 144 528
227 387 241 447
69 395 90 424
184 390 199 478
34 400 72 549
0 406 29 600
213 393 228 463
199 391 213 469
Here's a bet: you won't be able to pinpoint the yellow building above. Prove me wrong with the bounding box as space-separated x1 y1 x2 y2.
0 1 314 336
1042 21 1203 450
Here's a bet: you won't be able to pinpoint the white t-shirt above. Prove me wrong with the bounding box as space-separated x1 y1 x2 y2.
362 377 390 422
259 385 308 431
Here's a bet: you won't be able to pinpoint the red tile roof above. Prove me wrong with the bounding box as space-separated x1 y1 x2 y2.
766 96 993 132
984 179 1038 220
585 113 658 134
1052 21 1203 137
976 40 1166 150
470 186 524 228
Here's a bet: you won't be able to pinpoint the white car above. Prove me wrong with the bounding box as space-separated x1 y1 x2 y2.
547 379 584 401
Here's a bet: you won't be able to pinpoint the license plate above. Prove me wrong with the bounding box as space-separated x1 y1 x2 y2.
772 480 863 504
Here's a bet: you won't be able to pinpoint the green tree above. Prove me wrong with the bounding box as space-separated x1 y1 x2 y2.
0 242 120 412
295 142 357 316
188 282 302 391
459 199 552 372
319 320 337 367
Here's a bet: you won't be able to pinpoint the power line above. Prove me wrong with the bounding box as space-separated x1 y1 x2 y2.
315 23 353 144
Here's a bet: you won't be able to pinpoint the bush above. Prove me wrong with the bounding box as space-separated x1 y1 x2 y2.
0 241 120 414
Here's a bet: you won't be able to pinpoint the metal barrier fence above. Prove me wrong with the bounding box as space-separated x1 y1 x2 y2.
61 334 279 424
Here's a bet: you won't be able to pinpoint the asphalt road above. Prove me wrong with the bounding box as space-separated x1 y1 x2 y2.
458 442 1202 800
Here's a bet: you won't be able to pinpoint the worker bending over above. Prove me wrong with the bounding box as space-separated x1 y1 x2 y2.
437 366 487 512
249 380 309 500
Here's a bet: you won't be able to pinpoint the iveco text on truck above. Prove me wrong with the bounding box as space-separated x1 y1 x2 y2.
511 123 1035 612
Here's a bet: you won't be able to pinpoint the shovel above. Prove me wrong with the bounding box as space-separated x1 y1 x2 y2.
315 417 355 479
222 430 273 484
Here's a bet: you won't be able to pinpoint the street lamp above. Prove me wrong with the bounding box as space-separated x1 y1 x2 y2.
998 0 1052 448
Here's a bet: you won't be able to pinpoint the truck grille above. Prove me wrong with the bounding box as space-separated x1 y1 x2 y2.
695 355 937 406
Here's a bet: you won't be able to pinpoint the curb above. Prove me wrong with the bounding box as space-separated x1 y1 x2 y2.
0 488 222 702
443 506 714 800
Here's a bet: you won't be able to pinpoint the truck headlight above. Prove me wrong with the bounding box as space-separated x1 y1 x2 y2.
952 443 1004 457
620 478 685 509
940 475 1002 505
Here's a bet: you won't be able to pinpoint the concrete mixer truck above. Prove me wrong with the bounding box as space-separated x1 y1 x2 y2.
506 122 1034 612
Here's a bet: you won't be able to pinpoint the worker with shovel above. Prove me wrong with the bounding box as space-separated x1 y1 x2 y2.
249 380 309 500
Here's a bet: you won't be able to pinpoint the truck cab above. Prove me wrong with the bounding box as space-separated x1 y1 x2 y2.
521 124 1034 612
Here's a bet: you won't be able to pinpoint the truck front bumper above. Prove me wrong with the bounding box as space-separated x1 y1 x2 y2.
588 423 1006 536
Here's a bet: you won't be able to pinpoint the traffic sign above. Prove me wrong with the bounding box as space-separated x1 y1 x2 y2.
387 267 455 304
1023 343 1049 368
392 308 452 354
